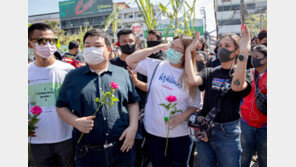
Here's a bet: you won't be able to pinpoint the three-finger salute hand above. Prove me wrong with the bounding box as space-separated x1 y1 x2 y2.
239 24 251 54
186 31 200 53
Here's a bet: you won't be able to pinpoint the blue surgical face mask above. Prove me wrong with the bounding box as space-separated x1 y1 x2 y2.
166 48 183 64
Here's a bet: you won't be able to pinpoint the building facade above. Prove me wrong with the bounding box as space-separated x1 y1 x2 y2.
29 12 60 26
59 0 114 35
216 0 267 35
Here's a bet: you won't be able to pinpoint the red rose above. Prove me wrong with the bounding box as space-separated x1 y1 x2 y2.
165 95 177 103
30 106 42 115
110 81 119 89
116 42 120 47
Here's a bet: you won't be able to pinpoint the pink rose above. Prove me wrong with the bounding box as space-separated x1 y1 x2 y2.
110 82 119 89
165 95 177 103
30 106 42 115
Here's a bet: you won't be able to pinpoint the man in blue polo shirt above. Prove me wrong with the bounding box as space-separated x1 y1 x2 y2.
56 29 140 167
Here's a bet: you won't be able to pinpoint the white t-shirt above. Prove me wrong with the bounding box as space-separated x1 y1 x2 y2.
28 60 74 144
135 58 202 138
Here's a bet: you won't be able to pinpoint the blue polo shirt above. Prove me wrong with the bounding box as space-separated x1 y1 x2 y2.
56 64 140 145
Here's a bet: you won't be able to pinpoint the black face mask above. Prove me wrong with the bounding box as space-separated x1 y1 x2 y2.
262 43 267 47
120 44 136 55
217 47 237 63
147 41 161 47
196 61 205 72
252 57 266 68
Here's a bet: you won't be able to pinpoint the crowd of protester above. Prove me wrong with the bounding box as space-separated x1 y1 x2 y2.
28 22 267 167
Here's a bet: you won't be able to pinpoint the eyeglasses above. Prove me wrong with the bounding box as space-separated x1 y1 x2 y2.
31 37 58 46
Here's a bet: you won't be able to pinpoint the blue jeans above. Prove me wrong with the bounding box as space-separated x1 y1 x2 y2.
196 120 242 167
75 142 136 167
240 120 267 167
146 133 193 167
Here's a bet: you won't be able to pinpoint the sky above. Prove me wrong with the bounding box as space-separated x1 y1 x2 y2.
28 0 216 35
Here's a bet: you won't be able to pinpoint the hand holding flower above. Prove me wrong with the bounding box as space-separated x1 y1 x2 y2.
165 112 188 130
77 82 119 143
159 95 182 156
74 116 95 134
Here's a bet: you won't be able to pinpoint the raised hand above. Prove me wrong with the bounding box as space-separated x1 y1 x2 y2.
186 31 200 53
239 24 251 55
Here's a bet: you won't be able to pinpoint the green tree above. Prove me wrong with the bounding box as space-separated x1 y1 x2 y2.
245 11 267 37
43 20 92 52
183 0 197 37
160 0 197 40
100 3 123 38
136 0 157 30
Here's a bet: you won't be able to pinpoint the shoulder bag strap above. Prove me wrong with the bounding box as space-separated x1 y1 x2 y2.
145 61 161 106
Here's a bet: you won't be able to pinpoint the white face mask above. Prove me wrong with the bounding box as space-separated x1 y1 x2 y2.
35 43 57 59
83 47 105 65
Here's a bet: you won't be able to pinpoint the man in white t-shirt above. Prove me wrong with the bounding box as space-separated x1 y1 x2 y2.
28 23 75 166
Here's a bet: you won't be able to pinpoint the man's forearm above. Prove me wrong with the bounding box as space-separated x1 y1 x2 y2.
56 107 79 127
127 102 139 128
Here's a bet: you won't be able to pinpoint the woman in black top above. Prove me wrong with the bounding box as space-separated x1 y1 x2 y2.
185 25 253 166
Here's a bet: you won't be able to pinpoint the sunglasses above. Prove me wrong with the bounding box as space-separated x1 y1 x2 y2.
31 37 58 46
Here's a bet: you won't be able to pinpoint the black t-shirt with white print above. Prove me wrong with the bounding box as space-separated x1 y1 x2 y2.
198 66 253 123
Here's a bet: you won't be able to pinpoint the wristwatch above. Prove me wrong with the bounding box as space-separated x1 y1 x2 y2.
238 54 247 61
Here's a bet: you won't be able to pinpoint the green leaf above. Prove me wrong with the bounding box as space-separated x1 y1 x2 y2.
111 96 119 102
159 3 168 13
95 98 100 103
173 105 177 112
165 106 169 110
177 109 182 113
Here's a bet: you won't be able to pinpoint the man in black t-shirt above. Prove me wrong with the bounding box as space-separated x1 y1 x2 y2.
62 41 84 63
110 29 148 110
146 30 165 60
110 29 149 167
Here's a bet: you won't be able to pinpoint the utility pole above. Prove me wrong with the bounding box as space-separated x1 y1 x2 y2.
200 7 207 43
240 0 247 25
213 0 219 40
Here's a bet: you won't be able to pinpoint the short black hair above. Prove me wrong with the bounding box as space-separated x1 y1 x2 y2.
148 30 162 40
252 45 267 57
83 29 111 48
28 23 53 40
258 29 267 41
68 41 79 50
117 29 135 41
